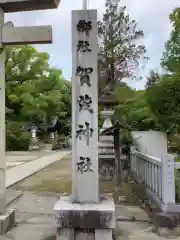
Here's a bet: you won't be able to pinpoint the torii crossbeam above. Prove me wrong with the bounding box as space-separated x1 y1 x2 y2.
0 0 60 12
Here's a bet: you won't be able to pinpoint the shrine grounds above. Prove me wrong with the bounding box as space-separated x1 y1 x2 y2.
3 154 177 240
10 155 117 195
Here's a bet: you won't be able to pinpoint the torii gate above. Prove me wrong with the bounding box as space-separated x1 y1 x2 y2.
0 0 60 234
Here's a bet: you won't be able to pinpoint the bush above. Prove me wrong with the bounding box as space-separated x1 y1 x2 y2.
6 121 31 151
168 134 180 155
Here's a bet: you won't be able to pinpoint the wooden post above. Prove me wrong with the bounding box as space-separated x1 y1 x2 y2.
114 129 122 187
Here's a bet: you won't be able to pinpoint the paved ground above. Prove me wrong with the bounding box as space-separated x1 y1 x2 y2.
6 150 70 187
10 155 115 194
6 151 57 168
2 192 169 240
1 155 174 240
115 206 166 240
3 192 59 240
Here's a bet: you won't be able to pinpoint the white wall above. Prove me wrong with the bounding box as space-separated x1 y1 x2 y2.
132 131 167 159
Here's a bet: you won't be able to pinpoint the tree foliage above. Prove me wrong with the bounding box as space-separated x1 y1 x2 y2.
6 45 71 128
145 70 160 89
6 121 31 151
6 45 71 150
161 7 180 74
145 7 180 134
98 0 147 94
114 84 158 131
146 74 180 133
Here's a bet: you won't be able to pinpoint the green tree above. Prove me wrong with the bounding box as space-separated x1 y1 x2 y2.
114 84 158 131
6 121 31 151
98 0 147 94
6 45 71 129
146 7 180 134
145 70 160 89
146 74 180 133
161 7 180 74
5 45 71 149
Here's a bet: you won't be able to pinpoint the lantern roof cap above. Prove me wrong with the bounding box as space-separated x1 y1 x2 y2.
98 91 118 106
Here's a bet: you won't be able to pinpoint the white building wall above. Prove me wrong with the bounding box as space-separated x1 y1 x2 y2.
132 131 168 159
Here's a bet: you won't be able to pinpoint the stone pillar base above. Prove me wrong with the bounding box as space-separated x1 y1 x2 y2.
0 209 15 234
53 196 115 240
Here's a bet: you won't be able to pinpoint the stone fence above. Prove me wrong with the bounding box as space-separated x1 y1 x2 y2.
131 150 180 213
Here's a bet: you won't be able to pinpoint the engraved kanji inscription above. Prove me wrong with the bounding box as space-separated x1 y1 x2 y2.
78 94 93 113
76 122 93 145
77 40 91 52
76 66 93 87
77 156 94 174
77 20 92 34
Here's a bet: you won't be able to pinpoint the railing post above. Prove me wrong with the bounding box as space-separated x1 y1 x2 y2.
161 154 175 204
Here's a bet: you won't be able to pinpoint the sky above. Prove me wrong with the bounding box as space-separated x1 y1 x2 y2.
5 0 180 89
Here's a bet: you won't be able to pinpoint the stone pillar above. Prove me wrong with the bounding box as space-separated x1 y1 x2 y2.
0 9 16 235
161 154 175 205
53 8 115 240
71 9 99 204
99 110 116 180
0 8 6 216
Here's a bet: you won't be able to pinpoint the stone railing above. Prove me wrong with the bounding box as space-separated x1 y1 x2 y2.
130 150 180 212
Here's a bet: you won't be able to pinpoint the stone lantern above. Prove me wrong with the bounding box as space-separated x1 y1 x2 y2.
99 91 118 134
5 106 13 115
98 92 118 180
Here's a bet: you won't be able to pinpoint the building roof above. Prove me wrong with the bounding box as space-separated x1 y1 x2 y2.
101 121 127 136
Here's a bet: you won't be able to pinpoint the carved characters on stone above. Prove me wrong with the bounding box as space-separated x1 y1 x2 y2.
75 17 95 176
76 66 93 87
76 122 93 145
77 94 93 114
77 156 94 174
77 20 92 35
77 40 91 52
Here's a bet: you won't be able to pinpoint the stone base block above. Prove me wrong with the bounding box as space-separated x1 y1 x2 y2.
0 209 15 234
56 228 113 240
53 196 115 239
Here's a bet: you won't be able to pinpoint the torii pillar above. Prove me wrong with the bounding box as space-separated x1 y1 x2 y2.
0 0 60 234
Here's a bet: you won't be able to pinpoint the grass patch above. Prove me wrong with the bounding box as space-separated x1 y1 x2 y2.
11 156 72 194
123 182 141 206
43 235 56 240
61 155 72 161
24 179 72 194
100 180 116 193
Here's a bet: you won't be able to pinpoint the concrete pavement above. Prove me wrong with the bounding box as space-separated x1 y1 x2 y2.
2 192 169 240
6 151 70 187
